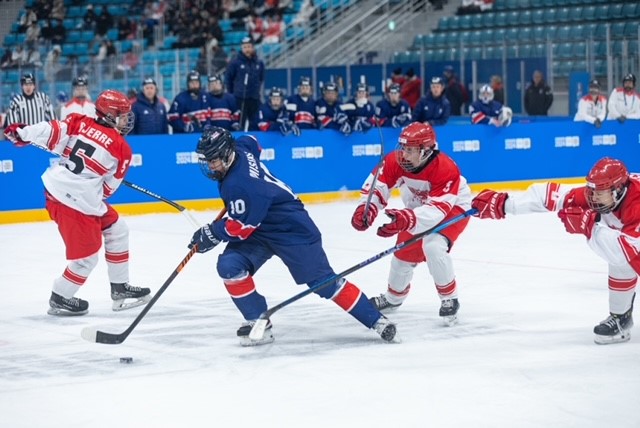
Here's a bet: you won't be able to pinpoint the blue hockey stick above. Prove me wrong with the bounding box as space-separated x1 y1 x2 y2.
249 208 478 340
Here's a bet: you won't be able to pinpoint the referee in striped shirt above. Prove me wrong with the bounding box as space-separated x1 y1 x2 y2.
5 73 56 128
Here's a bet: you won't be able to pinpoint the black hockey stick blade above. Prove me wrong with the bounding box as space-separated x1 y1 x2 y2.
80 246 199 345
249 208 477 340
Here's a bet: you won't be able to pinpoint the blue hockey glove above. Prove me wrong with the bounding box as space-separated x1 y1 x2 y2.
184 121 194 133
340 120 352 136
277 118 293 136
189 224 222 253
392 113 411 128
291 123 301 136
334 112 349 124
353 118 372 132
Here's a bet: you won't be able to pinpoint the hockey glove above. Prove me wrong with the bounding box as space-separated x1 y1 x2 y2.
392 113 411 128
472 189 508 219
291 123 301 137
351 203 379 231
277 118 292 136
184 121 195 133
188 224 222 253
377 208 416 238
339 120 352 136
594 118 602 128
4 123 28 147
618 115 626 124
558 207 599 240
353 118 372 132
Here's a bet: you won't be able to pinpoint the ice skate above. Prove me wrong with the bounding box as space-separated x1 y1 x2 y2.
373 315 399 343
237 320 274 346
111 282 151 311
439 298 460 326
47 292 89 316
369 294 402 313
594 311 634 345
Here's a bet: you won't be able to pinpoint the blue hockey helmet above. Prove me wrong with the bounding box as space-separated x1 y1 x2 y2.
196 126 236 181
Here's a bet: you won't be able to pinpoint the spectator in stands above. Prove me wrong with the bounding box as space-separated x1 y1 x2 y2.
18 8 38 33
469 84 512 127
225 37 265 131
0 48 12 70
50 18 66 46
292 0 317 27
131 77 169 135
574 79 607 128
442 65 468 116
263 14 286 44
524 70 553 116
262 0 293 17
346 83 376 133
207 75 240 131
490 75 504 104
82 5 97 31
117 17 136 41
412 76 451 126
44 45 63 82
168 70 211 133
60 76 96 120
5 73 56 127
258 87 299 136
376 83 411 128
606 73 640 123
93 6 114 48
287 76 317 130
95 40 117 77
8 45 27 69
25 22 41 49
25 47 43 69
116 46 140 77
401 68 422 110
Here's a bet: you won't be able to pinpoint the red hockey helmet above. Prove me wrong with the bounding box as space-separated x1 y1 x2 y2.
585 157 629 213
95 90 134 135
396 122 437 172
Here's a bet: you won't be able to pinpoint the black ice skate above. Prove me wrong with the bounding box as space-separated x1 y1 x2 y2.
594 311 634 345
237 320 274 346
439 298 460 326
47 292 89 316
373 315 399 343
369 294 402 313
111 282 151 311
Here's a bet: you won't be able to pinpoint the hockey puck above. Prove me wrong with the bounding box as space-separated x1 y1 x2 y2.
119 357 133 364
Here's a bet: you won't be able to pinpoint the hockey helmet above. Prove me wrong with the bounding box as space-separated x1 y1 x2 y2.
585 158 629 214
396 122 437 173
95 90 135 135
21 73 35 85
479 84 494 104
196 126 236 181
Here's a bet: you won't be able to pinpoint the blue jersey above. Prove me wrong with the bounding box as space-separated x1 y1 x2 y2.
131 93 169 135
168 90 210 133
375 98 411 128
412 93 451 126
211 135 321 246
287 94 316 129
257 103 291 132
208 92 239 131
315 99 350 130
469 100 503 124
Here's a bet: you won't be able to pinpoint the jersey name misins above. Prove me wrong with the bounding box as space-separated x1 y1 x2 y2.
78 122 114 148
245 152 260 178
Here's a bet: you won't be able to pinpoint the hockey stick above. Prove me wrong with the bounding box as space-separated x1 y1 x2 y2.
362 121 385 227
249 208 478 340
81 207 227 345
122 180 200 228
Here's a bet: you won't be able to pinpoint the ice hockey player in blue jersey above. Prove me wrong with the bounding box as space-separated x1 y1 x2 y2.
258 87 300 136
347 82 376 133
315 82 353 135
375 83 412 128
207 75 240 131
469 84 513 127
412 76 451 126
188 126 398 346
168 70 211 133
286 76 317 130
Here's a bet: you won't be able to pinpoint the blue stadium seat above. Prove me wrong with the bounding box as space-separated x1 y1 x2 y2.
530 0 543 7
519 44 533 58
569 25 584 40
622 3 638 19
609 4 623 20
533 26 547 42
422 34 437 48
446 32 460 46
630 40 639 55
493 11 506 27
517 0 530 7
448 16 461 30
594 60 606 76
611 22 625 38
594 41 607 56
556 26 570 41
556 8 570 22
543 8 556 23
434 32 447 47
519 11 532 26
594 5 609 21
594 23 608 39
506 45 518 58
555 43 572 59
623 22 638 38
518 27 532 43
532 10 544 25
571 42 586 58
612 40 624 56
573 60 586 73
481 13 494 28
570 6 583 22
469 47 483 59
480 29 494 45
438 16 450 31
459 15 472 29
581 5 596 21
484 46 498 59
504 0 519 9
493 29 506 44
507 11 519 25
533 43 547 57
470 14 483 29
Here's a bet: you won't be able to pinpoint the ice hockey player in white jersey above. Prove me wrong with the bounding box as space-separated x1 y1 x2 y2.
472 157 640 344
60 76 96 120
3 90 150 316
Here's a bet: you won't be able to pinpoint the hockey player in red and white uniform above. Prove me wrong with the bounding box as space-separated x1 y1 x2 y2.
60 76 96 120
606 73 640 123
3 90 150 316
574 79 607 127
350 122 473 324
471 157 640 344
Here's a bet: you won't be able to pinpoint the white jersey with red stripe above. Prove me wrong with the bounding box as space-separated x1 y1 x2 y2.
357 150 472 234
60 98 97 120
504 178 640 275
17 113 132 216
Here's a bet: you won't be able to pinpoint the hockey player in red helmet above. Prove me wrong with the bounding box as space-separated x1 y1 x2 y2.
4 89 149 317
472 157 640 344
350 122 473 325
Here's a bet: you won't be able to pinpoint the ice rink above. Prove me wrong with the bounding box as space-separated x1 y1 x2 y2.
1 198 639 428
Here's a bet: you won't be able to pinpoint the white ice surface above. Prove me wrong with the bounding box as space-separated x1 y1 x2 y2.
1 198 639 428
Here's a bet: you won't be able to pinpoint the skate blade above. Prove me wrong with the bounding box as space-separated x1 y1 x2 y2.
239 331 275 347
112 295 151 311
594 330 631 345
378 305 401 314
47 307 88 316
442 314 458 326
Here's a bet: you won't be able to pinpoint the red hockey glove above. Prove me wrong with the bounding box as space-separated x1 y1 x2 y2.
377 208 416 238
472 189 508 219
558 207 599 239
4 123 29 147
351 203 379 231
